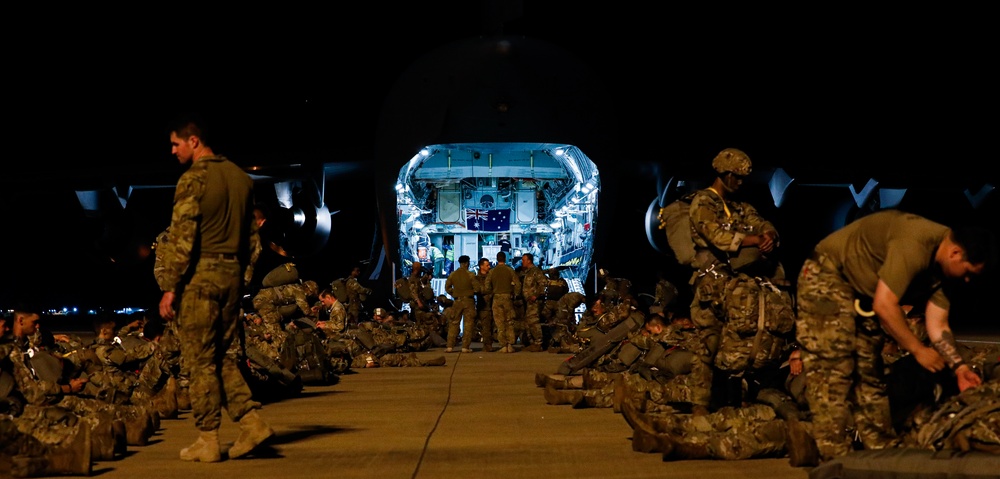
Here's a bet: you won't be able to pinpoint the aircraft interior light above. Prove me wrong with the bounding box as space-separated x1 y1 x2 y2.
395 183 404 191
413 221 425 230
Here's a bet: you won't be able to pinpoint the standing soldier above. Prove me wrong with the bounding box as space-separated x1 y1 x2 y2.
519 253 548 352
475 257 495 352
157 115 273 462
795 211 995 464
444 255 481 353
484 251 521 353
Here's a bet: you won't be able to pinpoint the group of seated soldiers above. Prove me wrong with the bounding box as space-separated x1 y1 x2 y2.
0 261 450 477
2 309 180 477
535 268 1000 468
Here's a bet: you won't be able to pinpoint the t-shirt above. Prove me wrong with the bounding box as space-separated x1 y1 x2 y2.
816 210 949 309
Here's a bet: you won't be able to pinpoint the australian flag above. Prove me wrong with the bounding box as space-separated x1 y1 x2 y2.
466 208 510 232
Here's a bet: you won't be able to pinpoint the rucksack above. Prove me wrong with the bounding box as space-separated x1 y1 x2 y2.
658 192 697 266
331 278 349 303
394 278 413 301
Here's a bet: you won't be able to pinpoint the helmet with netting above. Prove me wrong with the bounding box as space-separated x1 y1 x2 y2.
711 148 752 176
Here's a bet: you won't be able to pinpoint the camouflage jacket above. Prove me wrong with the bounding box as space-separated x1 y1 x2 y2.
156 156 260 293
521 265 547 300
689 188 777 257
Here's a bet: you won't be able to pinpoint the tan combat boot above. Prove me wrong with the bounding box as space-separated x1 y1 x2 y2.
229 410 275 459
786 419 820 467
424 356 447 366
180 430 222 462
543 386 585 406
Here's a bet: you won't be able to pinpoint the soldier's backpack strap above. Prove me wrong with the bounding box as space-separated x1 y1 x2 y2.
744 280 768 373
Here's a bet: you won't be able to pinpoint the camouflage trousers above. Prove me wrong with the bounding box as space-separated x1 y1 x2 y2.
476 308 494 347
347 302 363 328
176 257 260 431
796 257 895 461
624 357 712 408
492 294 516 349
446 298 477 349
577 369 617 408
653 404 788 460
350 352 426 368
522 299 544 346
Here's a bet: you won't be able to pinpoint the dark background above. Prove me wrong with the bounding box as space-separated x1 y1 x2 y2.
2 3 996 328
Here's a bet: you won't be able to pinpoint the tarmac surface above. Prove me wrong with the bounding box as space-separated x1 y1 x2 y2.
69 344 811 479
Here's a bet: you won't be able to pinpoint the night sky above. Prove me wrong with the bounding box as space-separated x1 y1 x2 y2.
3 4 997 327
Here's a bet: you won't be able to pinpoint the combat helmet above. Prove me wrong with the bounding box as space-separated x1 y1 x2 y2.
711 148 752 176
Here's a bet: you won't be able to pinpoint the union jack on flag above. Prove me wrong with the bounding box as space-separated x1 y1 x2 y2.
466 208 510 231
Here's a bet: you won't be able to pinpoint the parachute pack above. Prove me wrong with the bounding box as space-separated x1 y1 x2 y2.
331 278 349 303
657 192 697 266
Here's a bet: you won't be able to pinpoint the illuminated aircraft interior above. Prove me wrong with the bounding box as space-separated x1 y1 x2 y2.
394 142 599 291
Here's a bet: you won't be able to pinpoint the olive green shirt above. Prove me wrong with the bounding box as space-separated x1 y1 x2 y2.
485 262 520 295
445 266 480 299
159 155 257 293
816 210 949 309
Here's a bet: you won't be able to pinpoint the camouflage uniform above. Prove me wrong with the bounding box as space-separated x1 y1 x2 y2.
252 280 318 325
318 298 347 340
519 263 548 349
349 351 439 368
484 259 521 352
903 378 1000 452
157 155 262 433
243 315 288 364
3 405 91 476
9 348 157 448
403 267 437 328
444 261 480 350
474 266 494 350
548 291 586 352
344 275 372 326
795 211 951 460
642 403 789 460
689 180 791 412
622 320 713 409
